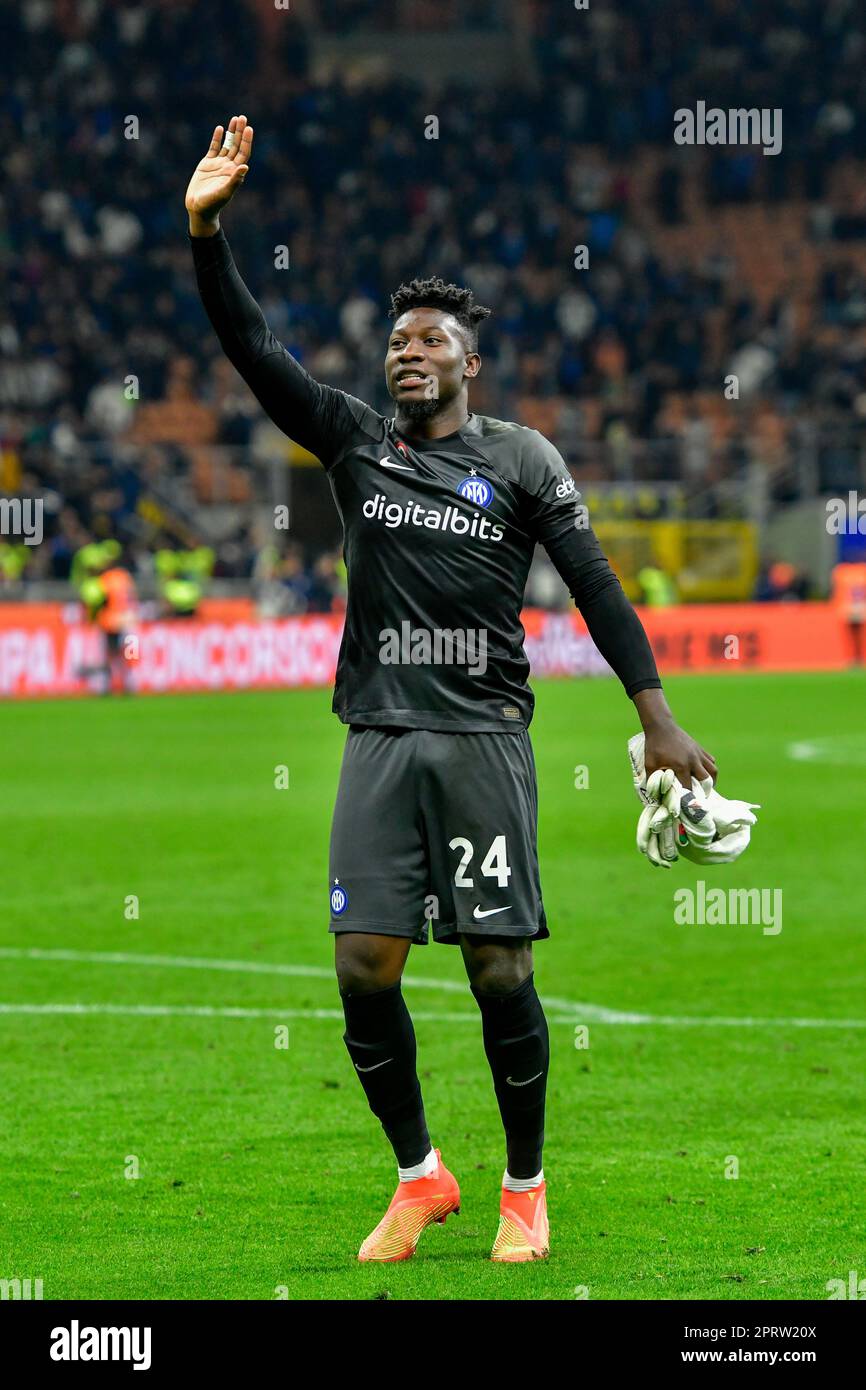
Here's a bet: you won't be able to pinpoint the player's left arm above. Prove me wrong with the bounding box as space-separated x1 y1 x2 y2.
521 433 717 786
631 686 717 786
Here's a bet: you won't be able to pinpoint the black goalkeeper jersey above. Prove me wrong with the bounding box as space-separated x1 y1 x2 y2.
190 228 661 732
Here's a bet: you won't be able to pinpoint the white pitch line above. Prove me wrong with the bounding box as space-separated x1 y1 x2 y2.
0 946 333 981
0 1003 477 1024
0 1002 863 1029
0 946 863 1029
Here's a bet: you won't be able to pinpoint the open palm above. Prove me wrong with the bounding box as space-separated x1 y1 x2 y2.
185 115 254 220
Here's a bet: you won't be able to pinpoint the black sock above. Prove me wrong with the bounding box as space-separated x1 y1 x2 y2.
471 971 549 1179
341 980 431 1168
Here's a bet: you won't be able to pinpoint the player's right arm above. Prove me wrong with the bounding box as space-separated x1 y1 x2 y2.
185 115 375 466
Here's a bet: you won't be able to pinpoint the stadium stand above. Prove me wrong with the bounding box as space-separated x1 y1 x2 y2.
2 0 865 606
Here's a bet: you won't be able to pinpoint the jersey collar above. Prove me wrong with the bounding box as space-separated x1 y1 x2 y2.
389 412 481 448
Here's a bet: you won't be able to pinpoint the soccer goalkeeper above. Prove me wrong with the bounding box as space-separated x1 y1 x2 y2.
185 115 717 1263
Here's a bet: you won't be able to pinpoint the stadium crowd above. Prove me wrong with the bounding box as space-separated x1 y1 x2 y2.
2 0 866 605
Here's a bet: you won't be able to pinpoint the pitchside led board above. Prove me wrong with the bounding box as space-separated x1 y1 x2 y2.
0 598 852 699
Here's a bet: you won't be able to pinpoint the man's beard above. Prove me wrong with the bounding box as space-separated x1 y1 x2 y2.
396 396 443 423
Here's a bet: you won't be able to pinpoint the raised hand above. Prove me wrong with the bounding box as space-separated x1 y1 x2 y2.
185 115 254 231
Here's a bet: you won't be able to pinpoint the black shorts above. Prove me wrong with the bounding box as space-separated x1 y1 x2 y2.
328 726 548 946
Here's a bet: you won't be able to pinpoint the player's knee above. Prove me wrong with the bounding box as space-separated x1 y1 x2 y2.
465 946 532 997
335 939 403 996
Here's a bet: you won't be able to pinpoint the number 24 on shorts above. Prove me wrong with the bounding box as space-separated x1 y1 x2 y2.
448 834 512 888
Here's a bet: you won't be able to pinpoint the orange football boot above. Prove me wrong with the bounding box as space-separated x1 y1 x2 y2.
490 1181 549 1262
358 1149 460 1262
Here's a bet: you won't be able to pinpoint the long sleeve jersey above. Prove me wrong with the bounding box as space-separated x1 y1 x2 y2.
191 228 661 731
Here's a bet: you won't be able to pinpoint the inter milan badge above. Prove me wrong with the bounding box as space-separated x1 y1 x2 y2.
330 880 349 915
456 474 493 507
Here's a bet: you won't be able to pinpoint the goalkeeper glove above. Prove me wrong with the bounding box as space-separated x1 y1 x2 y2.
628 733 760 867
634 767 681 868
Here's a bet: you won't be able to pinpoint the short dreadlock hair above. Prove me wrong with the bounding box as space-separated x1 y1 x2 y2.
389 276 492 353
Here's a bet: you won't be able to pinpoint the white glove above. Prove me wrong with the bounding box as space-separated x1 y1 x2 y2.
679 775 759 863
628 733 760 867
635 768 682 868
630 738 681 867
658 772 718 853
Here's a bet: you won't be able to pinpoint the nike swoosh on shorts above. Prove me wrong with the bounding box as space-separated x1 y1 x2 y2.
473 905 512 919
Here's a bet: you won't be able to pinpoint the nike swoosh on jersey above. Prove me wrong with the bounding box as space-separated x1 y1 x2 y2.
506 1072 543 1087
472 905 512 919
379 456 415 471
355 1058 394 1072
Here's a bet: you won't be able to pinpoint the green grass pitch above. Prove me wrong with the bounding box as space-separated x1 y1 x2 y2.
1 671 864 1301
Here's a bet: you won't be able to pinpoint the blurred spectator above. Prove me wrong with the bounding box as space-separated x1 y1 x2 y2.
307 551 345 613
279 543 315 615
4 0 866 603
753 560 809 602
